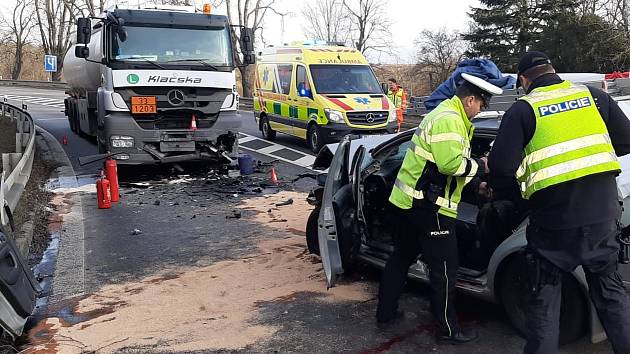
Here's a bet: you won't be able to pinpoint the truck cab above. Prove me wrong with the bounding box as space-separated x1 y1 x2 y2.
253 42 398 153
64 5 255 165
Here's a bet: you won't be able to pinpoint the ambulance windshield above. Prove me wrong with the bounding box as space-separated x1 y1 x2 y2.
310 65 382 94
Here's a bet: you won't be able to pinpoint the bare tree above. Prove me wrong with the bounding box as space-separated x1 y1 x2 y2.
2 0 35 79
34 0 74 81
62 0 109 18
342 0 392 57
212 0 277 97
415 28 465 91
301 0 351 44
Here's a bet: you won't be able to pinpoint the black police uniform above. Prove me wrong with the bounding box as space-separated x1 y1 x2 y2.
489 64 630 352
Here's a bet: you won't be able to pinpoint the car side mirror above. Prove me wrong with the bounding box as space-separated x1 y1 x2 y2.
381 82 388 94
297 82 312 98
76 17 91 44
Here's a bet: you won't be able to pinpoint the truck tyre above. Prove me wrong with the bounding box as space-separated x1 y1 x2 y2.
307 124 323 153
499 254 587 345
261 116 276 141
306 206 320 255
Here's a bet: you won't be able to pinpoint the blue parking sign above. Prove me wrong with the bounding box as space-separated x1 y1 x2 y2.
44 55 57 72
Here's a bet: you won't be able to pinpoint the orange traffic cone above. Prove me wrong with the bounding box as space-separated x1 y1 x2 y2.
270 167 278 184
62 135 68 145
190 114 198 132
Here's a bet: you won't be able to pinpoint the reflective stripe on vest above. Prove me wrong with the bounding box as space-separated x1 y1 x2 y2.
516 133 613 179
517 81 621 199
394 179 458 211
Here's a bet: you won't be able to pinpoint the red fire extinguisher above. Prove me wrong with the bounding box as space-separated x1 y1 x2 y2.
97 170 111 209
105 158 119 202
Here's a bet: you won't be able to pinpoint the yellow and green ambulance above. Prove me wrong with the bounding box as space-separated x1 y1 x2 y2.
253 42 398 152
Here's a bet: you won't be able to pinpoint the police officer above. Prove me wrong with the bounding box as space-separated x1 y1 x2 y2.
377 73 503 344
488 51 630 354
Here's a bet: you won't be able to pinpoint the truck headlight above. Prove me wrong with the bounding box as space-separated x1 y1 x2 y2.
111 135 134 148
388 109 397 122
324 109 344 123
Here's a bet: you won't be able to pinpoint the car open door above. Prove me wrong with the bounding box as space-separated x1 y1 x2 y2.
318 136 352 288
0 226 40 337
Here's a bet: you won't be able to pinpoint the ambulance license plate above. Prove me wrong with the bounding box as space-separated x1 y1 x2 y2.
131 96 157 114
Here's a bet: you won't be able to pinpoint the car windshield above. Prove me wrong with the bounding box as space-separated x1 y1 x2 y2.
310 64 382 94
111 26 233 67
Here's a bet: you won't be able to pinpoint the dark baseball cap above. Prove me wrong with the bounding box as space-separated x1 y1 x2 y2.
516 51 552 87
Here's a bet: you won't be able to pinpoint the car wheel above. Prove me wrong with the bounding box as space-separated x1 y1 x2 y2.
307 124 323 153
261 116 276 140
499 254 587 345
306 206 320 255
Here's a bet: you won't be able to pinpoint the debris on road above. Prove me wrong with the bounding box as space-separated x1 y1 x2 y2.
28 191 370 352
227 210 242 219
130 229 143 236
275 198 294 207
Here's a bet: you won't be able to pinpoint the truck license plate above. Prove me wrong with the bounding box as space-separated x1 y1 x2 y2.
131 96 157 114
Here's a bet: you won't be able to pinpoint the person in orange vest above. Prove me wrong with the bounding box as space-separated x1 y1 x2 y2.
387 78 408 131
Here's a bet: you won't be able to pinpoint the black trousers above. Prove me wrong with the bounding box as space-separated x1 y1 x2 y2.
524 220 630 354
376 207 460 336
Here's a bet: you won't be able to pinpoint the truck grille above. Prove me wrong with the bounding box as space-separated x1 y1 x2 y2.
346 111 388 126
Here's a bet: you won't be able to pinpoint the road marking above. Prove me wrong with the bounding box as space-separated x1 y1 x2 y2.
2 94 64 110
36 118 67 121
238 132 315 170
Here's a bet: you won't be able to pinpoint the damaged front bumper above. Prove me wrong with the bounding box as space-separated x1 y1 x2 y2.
103 110 241 165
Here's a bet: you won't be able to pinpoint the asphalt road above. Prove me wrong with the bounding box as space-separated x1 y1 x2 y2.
3 86 614 353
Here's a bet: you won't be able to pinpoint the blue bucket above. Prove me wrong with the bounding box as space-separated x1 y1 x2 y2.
238 154 255 175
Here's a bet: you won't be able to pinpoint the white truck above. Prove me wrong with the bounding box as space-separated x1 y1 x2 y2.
64 5 255 164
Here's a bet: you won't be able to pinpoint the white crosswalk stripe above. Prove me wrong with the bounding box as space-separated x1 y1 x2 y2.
238 132 316 170
2 94 65 109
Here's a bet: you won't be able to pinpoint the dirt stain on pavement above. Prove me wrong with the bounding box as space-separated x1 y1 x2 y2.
26 191 370 352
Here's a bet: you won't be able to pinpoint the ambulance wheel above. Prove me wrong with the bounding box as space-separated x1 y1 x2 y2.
261 116 276 140
308 124 323 153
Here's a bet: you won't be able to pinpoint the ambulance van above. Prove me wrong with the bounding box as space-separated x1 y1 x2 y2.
253 42 398 152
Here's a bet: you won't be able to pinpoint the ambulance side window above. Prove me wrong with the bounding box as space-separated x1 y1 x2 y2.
296 65 312 99
277 64 293 95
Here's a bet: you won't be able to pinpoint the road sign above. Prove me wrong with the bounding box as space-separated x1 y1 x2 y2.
44 55 57 72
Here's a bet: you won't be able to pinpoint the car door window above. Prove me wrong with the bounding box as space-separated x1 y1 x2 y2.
277 64 293 95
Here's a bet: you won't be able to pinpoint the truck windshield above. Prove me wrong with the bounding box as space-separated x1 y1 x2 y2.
310 64 382 94
111 26 233 68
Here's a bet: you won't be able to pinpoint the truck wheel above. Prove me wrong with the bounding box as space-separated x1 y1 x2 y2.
306 206 320 255
261 116 276 141
307 124 323 153
499 255 587 345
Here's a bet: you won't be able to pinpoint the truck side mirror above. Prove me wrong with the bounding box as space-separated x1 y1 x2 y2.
240 27 255 52
240 27 256 65
117 18 127 42
75 46 90 58
76 18 92 45
381 82 388 94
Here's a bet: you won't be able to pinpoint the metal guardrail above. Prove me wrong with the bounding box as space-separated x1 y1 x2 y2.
0 79 69 90
0 101 35 227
